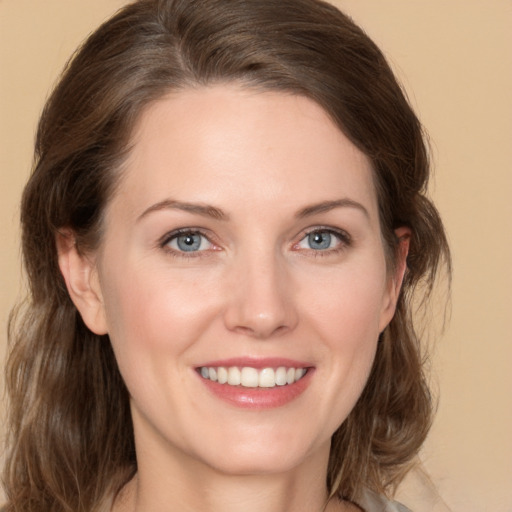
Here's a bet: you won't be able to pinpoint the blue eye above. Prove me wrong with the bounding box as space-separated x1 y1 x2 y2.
296 229 348 252
166 231 213 253
307 231 333 250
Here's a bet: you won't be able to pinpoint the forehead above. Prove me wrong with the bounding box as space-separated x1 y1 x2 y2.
111 84 378 222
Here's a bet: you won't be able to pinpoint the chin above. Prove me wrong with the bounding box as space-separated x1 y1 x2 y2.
205 450 309 477
189 428 329 477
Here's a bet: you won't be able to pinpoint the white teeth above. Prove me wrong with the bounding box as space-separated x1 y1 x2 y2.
258 368 275 388
295 368 306 380
199 365 308 388
275 366 287 386
240 367 259 387
217 366 228 384
227 367 241 385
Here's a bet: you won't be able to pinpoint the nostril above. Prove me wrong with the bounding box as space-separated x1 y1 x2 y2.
223 265 299 338
233 322 291 340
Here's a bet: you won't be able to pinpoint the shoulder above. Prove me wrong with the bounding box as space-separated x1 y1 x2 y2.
355 488 412 512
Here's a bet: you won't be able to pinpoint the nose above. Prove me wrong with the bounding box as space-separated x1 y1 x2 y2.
223 252 298 339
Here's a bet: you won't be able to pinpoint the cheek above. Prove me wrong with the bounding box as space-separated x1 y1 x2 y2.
303 258 389 341
318 287 380 387
299 261 387 405
99 262 224 363
97 264 226 427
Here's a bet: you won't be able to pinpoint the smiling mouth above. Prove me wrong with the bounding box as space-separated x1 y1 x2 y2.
198 366 308 388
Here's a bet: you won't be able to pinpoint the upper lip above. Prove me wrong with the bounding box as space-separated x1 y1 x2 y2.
196 357 313 369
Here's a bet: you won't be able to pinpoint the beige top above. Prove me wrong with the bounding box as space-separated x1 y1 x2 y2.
356 489 412 512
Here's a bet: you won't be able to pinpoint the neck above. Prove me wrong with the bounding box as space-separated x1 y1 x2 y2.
114 474 349 512
112 436 346 512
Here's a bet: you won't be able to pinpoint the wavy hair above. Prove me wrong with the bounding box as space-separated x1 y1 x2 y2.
3 0 450 510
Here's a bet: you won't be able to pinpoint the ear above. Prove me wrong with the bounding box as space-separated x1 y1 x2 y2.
56 229 108 335
378 226 411 332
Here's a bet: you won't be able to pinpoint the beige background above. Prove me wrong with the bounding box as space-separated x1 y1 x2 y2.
1 1 511 511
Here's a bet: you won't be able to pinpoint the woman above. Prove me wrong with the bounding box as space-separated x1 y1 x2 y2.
3 0 450 511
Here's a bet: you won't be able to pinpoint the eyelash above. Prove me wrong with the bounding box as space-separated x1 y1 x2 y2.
294 227 352 257
159 226 352 259
159 228 218 259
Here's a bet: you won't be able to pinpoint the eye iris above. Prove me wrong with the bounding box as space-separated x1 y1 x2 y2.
176 233 201 252
308 231 331 250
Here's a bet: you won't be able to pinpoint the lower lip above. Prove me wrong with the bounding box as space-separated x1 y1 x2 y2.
197 369 314 409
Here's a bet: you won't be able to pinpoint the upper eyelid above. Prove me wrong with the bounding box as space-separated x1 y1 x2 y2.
296 225 352 243
159 228 215 246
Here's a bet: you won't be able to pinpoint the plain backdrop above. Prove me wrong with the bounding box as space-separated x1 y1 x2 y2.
1 1 511 511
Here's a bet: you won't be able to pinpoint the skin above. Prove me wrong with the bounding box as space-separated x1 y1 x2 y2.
58 85 409 512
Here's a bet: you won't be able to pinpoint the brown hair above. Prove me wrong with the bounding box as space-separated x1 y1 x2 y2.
3 0 450 510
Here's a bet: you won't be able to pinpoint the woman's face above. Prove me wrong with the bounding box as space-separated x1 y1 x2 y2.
76 85 404 477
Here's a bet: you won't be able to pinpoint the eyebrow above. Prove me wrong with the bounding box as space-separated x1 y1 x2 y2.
137 197 369 223
295 199 370 219
137 199 229 222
